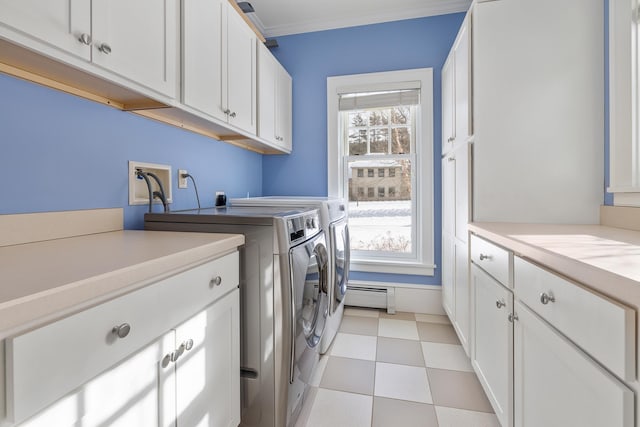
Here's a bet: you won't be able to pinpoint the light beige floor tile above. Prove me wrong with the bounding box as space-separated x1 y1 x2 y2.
374 362 432 403
339 315 379 336
415 313 451 324
304 388 373 427
417 322 461 344
310 355 329 387
435 406 501 427
377 337 425 367
421 342 473 372
344 307 381 318
428 368 494 413
379 311 416 321
320 356 375 395
330 333 377 361
378 318 419 340
372 397 438 427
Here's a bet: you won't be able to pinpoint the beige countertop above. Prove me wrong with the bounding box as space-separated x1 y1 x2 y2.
469 222 640 309
0 230 244 338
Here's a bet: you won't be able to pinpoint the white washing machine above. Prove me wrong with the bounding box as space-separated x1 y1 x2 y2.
231 196 350 354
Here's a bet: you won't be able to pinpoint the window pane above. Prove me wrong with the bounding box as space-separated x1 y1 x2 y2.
369 110 389 126
368 169 374 177
347 158 413 253
349 112 368 127
348 129 367 155
391 127 411 154
369 129 389 153
357 169 363 177
391 107 410 124
378 168 384 177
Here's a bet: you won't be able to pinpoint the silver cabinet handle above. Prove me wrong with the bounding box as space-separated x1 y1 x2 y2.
447 157 455 162
479 253 492 261
508 312 518 323
210 276 222 287
112 323 131 339
540 292 556 305
229 112 237 118
496 299 506 309
78 33 92 45
98 43 112 54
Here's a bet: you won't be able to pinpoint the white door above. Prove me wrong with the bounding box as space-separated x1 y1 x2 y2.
226 4 256 134
514 302 634 427
0 0 91 60
91 0 178 97
472 264 512 427
182 0 225 120
453 240 469 352
175 289 241 427
18 332 177 427
276 63 293 151
441 54 455 154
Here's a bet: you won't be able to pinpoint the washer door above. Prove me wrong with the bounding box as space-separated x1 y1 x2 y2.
288 233 329 381
330 219 350 314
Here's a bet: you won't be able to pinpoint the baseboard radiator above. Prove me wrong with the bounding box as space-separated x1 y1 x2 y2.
345 284 396 314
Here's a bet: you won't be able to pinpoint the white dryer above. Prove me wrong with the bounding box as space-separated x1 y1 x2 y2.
231 196 350 354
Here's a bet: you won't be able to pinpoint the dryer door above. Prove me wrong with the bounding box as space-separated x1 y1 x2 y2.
288 233 329 381
330 218 350 314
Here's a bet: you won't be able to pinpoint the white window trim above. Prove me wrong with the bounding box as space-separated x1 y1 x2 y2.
609 0 640 206
327 68 435 276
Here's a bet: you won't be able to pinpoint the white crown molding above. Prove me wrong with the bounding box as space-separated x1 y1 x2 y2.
260 0 471 37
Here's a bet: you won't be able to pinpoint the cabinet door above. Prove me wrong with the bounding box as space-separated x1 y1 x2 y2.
18 332 176 427
472 264 512 427
441 236 455 319
514 302 634 427
442 155 455 237
226 4 257 134
453 18 471 142
276 63 293 152
441 54 455 155
91 0 178 97
258 42 277 144
453 240 470 352
454 142 470 243
182 0 226 121
0 0 90 60
175 289 240 427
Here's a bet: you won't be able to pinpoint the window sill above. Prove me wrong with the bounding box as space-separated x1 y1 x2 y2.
350 259 435 276
607 187 640 207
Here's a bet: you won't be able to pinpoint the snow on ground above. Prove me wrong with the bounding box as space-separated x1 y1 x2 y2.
348 200 412 252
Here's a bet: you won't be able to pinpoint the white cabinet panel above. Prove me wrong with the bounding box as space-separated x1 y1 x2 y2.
453 239 469 352
472 264 512 427
0 0 91 60
454 142 470 243
470 234 510 287
442 235 455 319
514 302 634 427
175 289 240 427
453 19 471 143
441 55 455 155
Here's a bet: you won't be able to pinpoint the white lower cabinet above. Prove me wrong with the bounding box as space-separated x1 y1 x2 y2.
471 264 512 427
514 301 634 427
175 289 240 427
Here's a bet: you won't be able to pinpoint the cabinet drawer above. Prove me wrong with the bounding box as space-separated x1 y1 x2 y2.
6 251 239 424
470 234 510 286
514 256 635 381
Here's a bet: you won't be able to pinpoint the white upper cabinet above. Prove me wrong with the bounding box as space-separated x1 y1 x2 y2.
0 0 91 60
0 0 179 98
258 42 293 152
91 0 178 98
182 0 256 135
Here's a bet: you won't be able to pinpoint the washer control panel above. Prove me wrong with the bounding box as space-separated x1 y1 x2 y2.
287 212 320 244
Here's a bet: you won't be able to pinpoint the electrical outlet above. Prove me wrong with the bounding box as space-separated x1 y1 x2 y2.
178 169 188 189
128 161 172 206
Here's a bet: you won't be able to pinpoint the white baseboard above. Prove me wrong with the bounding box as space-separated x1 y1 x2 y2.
346 280 445 315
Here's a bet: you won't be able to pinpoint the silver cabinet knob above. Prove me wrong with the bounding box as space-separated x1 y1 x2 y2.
229 112 237 118
184 339 194 351
161 353 172 368
540 292 555 305
496 299 506 309
98 43 112 54
78 33 92 45
210 276 222 287
112 323 131 339
447 157 455 162
447 137 454 142
479 253 492 261
223 108 231 115
508 312 518 323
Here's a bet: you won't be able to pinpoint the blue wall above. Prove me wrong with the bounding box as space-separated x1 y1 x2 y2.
264 14 466 285
0 73 263 229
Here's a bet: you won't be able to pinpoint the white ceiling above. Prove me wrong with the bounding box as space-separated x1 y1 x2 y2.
242 0 471 38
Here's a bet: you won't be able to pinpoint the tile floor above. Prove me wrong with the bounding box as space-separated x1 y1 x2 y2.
295 308 500 427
